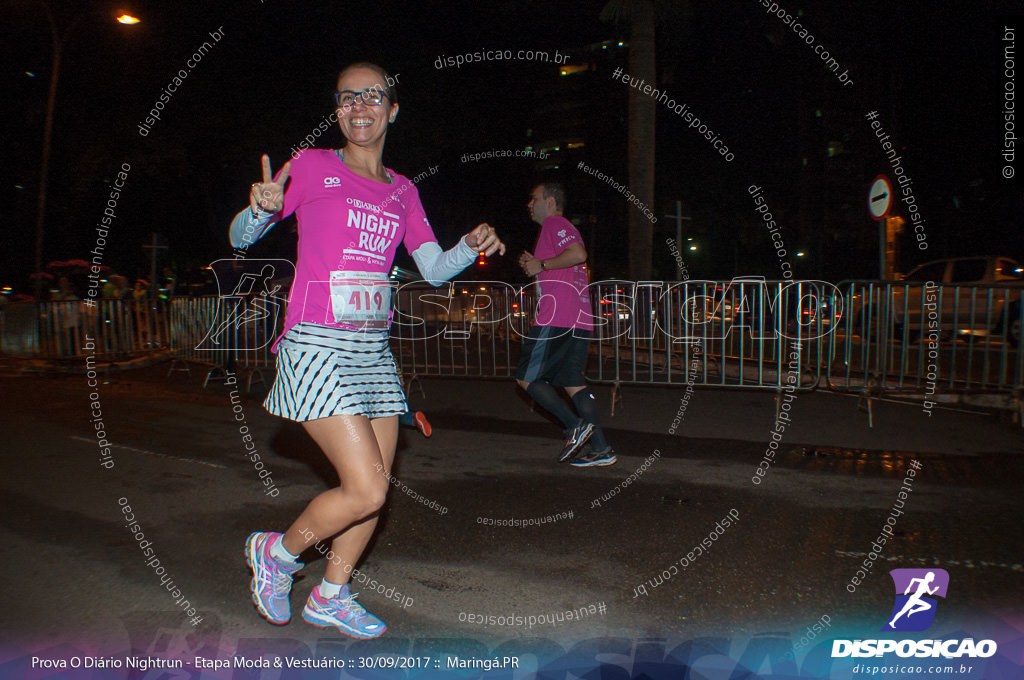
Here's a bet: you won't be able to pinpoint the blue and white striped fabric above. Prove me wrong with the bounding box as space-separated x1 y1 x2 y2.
264 323 406 422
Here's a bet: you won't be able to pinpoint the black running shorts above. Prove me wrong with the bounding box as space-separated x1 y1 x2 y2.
515 325 592 387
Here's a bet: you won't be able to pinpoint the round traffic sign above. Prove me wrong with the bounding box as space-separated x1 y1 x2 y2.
868 175 893 220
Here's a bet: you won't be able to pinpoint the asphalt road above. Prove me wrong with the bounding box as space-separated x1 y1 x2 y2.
1 361 1022 664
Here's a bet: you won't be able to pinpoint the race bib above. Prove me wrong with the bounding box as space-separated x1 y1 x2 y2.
330 271 392 329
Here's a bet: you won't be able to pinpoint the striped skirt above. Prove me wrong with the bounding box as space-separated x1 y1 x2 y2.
264 323 406 422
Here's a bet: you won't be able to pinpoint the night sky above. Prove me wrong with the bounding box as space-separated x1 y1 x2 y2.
3 0 1022 292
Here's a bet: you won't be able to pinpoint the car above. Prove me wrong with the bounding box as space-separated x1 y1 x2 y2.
886 256 1023 346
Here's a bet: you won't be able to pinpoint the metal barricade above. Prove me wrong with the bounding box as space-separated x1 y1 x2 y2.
166 294 284 389
166 296 217 364
29 298 165 361
7 282 1021 410
588 279 830 391
828 280 1024 394
0 302 42 357
390 281 533 381
390 279 835 393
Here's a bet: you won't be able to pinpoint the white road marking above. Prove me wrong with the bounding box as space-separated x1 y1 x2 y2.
70 436 227 469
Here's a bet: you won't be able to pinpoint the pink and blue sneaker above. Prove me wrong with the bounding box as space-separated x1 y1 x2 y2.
245 531 302 625
302 583 387 639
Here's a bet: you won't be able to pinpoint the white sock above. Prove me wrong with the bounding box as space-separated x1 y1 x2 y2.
270 535 299 564
319 579 345 599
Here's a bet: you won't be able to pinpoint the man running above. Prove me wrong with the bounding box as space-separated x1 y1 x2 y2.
515 183 615 467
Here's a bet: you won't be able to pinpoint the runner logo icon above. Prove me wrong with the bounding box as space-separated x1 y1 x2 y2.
833 567 996 659
882 568 949 632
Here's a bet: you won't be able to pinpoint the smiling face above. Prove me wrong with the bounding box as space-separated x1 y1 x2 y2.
335 66 399 149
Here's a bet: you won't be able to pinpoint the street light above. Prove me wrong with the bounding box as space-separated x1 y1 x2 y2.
31 2 139 299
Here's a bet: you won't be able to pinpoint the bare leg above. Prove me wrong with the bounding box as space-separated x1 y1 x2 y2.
323 416 398 585
277 415 398 586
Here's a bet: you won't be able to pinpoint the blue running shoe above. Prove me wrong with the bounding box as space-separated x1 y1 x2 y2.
570 445 617 467
246 531 302 625
302 584 387 639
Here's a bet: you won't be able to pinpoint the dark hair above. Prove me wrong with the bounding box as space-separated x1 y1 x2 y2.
538 182 566 211
337 62 398 103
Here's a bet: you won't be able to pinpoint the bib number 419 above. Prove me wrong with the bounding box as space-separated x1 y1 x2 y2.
330 271 392 330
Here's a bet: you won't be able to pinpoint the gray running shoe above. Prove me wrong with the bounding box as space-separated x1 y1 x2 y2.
559 420 594 462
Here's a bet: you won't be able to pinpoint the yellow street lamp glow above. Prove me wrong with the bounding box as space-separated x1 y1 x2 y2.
116 14 141 24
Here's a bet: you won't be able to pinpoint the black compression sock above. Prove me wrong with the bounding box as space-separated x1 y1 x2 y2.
572 388 608 450
526 381 578 430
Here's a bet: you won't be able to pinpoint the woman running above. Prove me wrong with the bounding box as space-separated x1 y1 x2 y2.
229 62 504 639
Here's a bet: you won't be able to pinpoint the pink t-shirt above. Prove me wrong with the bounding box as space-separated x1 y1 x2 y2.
272 149 437 343
532 215 594 330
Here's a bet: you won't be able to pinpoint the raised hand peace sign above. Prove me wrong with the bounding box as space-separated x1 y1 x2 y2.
249 154 292 215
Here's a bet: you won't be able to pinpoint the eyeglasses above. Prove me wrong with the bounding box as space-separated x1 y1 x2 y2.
333 88 388 108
